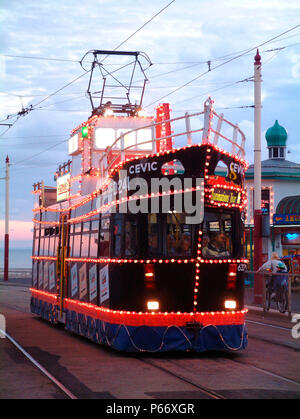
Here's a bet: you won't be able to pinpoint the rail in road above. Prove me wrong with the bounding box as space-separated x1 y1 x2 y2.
0 284 300 399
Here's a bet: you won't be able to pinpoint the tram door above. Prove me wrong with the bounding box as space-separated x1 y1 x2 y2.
56 214 69 322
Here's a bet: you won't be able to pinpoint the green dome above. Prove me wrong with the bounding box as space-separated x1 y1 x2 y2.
265 120 287 147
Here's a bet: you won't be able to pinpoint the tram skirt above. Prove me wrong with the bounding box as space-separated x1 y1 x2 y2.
30 297 247 352
64 308 248 353
30 296 57 324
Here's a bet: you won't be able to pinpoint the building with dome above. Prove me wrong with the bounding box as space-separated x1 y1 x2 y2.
245 120 300 266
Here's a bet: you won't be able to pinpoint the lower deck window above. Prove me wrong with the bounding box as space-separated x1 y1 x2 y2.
202 211 233 258
166 213 192 257
125 217 137 257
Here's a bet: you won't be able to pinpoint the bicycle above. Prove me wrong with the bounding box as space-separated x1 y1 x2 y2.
265 274 288 313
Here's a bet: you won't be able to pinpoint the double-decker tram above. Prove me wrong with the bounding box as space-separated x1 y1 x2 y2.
30 50 249 352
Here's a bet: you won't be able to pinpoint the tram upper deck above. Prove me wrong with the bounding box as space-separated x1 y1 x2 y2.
33 97 247 213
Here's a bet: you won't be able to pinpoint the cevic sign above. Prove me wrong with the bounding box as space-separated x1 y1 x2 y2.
128 161 158 175
56 173 70 202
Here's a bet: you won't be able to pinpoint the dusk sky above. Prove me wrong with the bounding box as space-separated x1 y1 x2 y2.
0 0 300 248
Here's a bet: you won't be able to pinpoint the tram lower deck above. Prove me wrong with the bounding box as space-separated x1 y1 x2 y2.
30 256 248 352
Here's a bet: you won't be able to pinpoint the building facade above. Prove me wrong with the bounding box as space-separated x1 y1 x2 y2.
245 120 300 266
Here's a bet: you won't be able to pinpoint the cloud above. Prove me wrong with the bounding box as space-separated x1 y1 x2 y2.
0 0 299 234
0 219 33 241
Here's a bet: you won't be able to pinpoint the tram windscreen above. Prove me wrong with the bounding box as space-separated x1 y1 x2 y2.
148 213 192 257
202 211 233 258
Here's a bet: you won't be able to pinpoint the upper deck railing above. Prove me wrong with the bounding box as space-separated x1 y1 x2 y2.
97 97 246 182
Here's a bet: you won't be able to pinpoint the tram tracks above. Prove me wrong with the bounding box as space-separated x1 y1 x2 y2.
1 325 226 400
139 358 226 399
1 324 300 399
150 355 300 398
0 328 77 399
1 289 299 400
225 356 300 389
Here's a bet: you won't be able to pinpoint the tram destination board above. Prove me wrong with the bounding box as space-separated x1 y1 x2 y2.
210 188 241 205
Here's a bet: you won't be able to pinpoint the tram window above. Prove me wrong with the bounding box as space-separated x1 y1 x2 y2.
90 232 98 257
81 233 90 257
99 231 109 257
39 237 44 256
101 216 110 230
75 223 81 233
124 216 138 257
166 213 192 257
91 219 100 231
94 128 115 149
54 235 59 256
137 129 152 149
33 237 39 256
73 235 81 257
83 221 90 232
117 129 136 148
113 214 123 257
148 214 161 255
44 237 49 256
68 234 74 256
202 211 233 258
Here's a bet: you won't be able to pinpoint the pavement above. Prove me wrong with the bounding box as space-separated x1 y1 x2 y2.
244 285 300 315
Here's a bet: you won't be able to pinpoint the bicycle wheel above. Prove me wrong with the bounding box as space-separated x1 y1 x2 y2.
277 287 288 313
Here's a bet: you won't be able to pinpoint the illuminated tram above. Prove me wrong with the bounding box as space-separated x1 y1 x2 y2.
30 51 249 352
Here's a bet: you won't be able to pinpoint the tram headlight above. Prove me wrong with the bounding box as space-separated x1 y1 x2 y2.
147 300 159 311
225 300 237 310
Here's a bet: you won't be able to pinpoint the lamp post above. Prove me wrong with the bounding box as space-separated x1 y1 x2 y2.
253 50 263 304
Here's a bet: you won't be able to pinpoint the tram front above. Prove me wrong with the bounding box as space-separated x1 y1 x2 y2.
105 143 248 352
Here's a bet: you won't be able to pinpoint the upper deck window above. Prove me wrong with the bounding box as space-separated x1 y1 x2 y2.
137 129 152 150
94 128 115 149
68 133 79 155
116 129 136 149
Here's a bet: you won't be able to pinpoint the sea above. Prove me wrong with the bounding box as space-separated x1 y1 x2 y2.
0 248 32 269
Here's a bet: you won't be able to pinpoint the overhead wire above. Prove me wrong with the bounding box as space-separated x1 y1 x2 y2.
0 0 177 134
3 9 300 169
1 30 299 66
171 76 253 107
100 0 176 64
144 23 300 108
11 138 70 167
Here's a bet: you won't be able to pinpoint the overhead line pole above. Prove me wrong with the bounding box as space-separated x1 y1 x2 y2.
4 156 10 281
253 50 263 304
